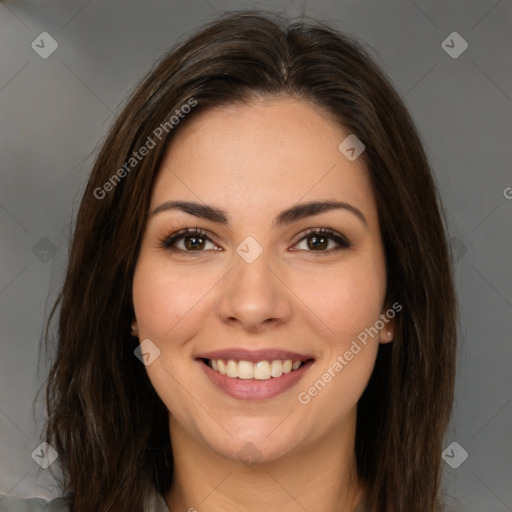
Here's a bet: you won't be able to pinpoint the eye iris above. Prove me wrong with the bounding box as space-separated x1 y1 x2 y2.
184 235 205 250
308 234 328 250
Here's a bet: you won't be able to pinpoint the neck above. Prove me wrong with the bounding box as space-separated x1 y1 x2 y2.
165 411 366 512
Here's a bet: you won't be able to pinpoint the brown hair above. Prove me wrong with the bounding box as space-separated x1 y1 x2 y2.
43 10 457 512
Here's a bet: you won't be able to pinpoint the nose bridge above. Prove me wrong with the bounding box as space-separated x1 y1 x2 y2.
233 243 272 289
216 238 291 330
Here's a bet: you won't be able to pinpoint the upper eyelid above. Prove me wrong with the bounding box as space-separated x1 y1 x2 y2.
163 227 217 245
293 227 345 241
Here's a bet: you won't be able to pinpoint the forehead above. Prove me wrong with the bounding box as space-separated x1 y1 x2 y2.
150 97 377 226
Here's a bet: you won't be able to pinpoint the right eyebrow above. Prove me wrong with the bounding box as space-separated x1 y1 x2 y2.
150 200 228 223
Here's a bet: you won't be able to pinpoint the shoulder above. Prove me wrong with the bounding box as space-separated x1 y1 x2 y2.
0 494 71 512
0 491 169 512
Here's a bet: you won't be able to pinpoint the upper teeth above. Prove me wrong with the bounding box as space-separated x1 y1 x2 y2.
209 359 303 380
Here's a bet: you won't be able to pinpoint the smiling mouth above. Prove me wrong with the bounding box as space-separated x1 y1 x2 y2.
200 358 313 380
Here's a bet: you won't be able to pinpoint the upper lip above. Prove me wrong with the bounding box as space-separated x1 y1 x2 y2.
196 348 314 363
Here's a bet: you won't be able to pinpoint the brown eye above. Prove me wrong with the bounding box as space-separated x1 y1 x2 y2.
293 228 351 252
183 235 207 250
161 228 220 252
307 234 330 250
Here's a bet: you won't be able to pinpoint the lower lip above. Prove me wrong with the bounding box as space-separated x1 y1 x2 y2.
198 359 314 400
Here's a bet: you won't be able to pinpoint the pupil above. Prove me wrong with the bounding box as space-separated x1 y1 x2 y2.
308 235 327 250
185 236 204 250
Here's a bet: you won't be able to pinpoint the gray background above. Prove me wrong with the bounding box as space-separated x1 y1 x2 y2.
0 0 510 510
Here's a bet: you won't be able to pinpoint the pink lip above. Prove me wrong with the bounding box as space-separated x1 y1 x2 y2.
195 348 313 363
197 358 315 400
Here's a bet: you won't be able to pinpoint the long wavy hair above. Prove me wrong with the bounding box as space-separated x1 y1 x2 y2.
42 11 457 512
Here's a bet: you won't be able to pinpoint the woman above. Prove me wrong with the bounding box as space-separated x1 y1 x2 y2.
1 10 457 512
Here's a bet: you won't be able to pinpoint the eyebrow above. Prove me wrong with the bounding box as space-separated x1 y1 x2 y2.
150 199 367 227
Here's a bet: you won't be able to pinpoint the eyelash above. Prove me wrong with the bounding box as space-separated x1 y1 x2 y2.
159 227 351 254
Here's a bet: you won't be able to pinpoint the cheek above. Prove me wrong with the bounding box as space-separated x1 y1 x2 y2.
291 259 386 347
132 257 216 341
131 258 211 426
290 257 385 413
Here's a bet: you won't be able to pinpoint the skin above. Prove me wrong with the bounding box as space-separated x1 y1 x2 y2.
132 97 394 512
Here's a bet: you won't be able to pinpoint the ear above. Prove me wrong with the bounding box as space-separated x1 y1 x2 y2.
131 320 139 337
378 316 395 344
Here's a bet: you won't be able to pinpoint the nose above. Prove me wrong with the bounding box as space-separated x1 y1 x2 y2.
216 247 293 333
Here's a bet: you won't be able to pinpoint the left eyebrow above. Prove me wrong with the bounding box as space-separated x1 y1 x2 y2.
149 199 367 228
274 200 368 228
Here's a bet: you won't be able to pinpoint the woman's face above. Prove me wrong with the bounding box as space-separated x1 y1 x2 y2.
132 97 393 464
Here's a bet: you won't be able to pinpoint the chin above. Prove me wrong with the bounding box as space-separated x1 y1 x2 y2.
198 419 303 466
